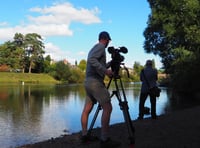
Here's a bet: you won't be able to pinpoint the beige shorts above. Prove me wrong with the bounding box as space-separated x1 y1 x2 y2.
84 78 110 106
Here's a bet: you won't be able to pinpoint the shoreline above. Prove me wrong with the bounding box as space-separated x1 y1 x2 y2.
19 105 200 148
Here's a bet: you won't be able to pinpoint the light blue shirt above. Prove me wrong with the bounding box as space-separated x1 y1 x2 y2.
85 43 107 82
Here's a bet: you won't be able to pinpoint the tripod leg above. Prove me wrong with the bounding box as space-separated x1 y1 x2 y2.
114 78 135 146
120 101 135 146
87 104 101 136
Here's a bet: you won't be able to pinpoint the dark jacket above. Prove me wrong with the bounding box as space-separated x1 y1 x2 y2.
140 66 158 93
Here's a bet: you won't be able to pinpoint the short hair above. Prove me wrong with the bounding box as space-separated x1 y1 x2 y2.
98 31 111 40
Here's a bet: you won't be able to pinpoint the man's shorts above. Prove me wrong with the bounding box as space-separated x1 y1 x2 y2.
84 78 110 106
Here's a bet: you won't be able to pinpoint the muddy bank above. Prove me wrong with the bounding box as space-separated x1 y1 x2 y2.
19 106 200 148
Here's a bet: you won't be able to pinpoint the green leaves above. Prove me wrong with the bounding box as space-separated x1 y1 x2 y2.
144 0 200 93
0 33 45 73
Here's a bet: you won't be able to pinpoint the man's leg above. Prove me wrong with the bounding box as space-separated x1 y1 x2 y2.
101 102 112 141
150 96 157 119
100 101 121 148
81 101 94 136
138 93 148 119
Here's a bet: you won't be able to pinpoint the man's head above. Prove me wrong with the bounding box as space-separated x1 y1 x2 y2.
98 31 111 40
98 31 111 48
146 60 153 66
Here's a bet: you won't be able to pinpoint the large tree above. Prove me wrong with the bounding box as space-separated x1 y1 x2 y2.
144 0 200 93
24 33 45 73
0 40 25 72
13 33 26 72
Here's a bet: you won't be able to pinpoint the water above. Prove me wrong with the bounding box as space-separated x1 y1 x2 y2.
0 82 192 148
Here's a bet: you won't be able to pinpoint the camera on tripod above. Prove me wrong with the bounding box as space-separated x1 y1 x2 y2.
107 46 128 77
89 45 135 146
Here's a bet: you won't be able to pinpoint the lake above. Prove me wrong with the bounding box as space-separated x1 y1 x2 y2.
0 82 193 148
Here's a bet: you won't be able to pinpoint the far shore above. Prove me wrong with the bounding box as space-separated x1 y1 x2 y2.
0 72 58 83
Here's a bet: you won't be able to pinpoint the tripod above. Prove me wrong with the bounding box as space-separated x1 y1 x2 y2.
87 75 135 147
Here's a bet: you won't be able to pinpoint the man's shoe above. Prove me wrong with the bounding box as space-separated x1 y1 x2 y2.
80 135 98 144
152 115 157 119
137 116 143 120
100 138 121 148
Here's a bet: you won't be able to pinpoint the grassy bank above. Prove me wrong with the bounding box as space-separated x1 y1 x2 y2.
0 72 59 84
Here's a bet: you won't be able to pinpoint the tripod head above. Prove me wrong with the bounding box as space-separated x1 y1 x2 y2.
107 46 129 78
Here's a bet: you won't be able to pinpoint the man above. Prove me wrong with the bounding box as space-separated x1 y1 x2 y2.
81 31 120 147
138 60 158 119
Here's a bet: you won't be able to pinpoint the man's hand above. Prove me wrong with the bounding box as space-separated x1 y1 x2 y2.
105 69 113 78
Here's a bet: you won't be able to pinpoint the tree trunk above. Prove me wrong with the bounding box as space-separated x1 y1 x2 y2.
29 61 32 73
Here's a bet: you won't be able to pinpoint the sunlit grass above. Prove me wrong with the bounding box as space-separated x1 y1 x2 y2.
0 72 58 83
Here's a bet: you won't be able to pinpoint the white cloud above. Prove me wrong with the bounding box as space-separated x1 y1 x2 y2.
0 24 73 41
78 51 86 56
0 22 8 26
29 2 101 25
44 42 69 60
0 2 101 41
44 42 89 64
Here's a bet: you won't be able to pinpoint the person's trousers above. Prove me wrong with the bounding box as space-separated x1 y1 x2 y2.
139 92 156 118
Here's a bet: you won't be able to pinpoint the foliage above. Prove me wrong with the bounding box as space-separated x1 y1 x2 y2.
78 59 87 72
23 33 45 73
133 61 143 76
144 0 200 93
53 61 71 81
43 55 52 73
68 67 85 83
0 33 45 73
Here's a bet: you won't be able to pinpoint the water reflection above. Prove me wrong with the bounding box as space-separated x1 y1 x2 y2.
0 83 197 148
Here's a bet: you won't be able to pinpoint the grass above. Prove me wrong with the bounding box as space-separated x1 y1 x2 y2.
0 72 59 84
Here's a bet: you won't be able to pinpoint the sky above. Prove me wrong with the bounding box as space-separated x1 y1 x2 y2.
0 0 162 69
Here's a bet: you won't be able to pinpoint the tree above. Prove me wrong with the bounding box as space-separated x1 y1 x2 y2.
0 33 46 73
0 40 24 72
0 42 12 66
24 33 45 73
13 33 26 72
132 62 143 81
78 59 87 72
54 61 71 81
43 55 52 73
69 67 85 83
144 0 200 93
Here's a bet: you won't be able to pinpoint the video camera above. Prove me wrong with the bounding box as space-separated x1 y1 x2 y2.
107 46 128 77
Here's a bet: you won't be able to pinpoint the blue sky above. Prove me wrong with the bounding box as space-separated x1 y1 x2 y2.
0 0 162 68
